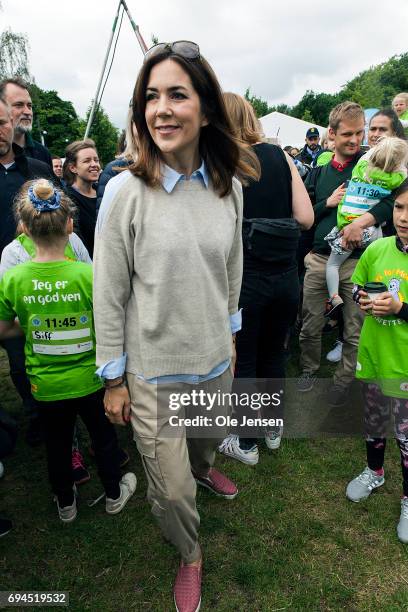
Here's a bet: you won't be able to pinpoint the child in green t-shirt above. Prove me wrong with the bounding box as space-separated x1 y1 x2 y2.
0 179 136 523
346 181 408 543
324 136 408 318
392 93 408 138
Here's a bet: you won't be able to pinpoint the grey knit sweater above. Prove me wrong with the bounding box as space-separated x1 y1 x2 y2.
93 170 243 378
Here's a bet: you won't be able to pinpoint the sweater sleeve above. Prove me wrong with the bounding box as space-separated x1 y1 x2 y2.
93 176 136 366
0 241 25 279
314 198 331 222
226 179 243 316
69 233 92 264
369 194 394 225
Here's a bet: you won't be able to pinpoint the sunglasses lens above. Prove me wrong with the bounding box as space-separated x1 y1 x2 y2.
172 41 200 59
144 41 200 62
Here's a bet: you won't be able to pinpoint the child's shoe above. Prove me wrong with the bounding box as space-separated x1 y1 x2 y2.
55 488 77 523
106 472 137 514
346 466 384 502
397 497 408 543
265 427 282 450
218 434 259 465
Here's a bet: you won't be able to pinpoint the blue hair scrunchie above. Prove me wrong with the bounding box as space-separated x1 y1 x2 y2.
28 185 61 212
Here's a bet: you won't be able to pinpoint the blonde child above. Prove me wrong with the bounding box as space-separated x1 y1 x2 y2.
324 136 408 317
0 179 136 522
392 93 408 137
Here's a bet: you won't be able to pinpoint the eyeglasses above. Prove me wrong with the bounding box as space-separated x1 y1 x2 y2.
144 40 200 62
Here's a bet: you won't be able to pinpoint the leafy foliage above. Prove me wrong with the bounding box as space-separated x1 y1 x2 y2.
30 85 82 156
247 53 408 126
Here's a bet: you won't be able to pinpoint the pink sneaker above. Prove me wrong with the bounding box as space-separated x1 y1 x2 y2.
174 561 202 612
72 449 90 485
193 468 238 499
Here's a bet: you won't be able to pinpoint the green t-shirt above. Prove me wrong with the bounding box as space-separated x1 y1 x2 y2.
400 110 408 137
0 260 102 401
316 151 334 167
337 158 406 230
351 237 408 398
16 233 77 261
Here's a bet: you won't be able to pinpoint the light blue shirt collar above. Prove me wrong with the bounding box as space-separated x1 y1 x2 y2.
161 160 209 194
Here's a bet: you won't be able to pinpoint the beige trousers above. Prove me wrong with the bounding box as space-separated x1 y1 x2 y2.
299 252 364 387
127 367 233 563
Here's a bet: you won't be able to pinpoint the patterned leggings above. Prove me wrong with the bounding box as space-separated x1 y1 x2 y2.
363 383 408 496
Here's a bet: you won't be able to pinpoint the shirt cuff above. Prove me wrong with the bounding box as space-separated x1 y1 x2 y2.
230 309 242 334
96 353 127 379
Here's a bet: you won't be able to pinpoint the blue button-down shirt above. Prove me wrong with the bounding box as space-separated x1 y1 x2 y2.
96 161 242 384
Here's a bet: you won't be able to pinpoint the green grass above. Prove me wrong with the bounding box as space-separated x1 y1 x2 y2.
1 332 408 611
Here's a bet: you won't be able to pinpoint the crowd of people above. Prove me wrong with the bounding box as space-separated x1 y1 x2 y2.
0 46 407 611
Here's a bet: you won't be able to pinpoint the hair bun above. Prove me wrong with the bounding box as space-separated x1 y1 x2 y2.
33 180 54 201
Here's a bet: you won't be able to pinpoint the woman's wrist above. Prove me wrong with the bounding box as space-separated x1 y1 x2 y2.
104 376 126 389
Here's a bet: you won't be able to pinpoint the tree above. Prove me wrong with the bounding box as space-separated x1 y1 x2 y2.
0 28 30 80
244 88 275 118
291 90 340 126
342 53 408 108
29 85 82 156
275 103 292 115
301 109 315 123
80 105 119 166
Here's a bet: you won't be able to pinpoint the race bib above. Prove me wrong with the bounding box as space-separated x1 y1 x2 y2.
341 181 391 218
29 311 93 355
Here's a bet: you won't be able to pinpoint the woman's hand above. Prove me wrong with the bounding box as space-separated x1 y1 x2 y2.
103 385 131 426
371 292 402 317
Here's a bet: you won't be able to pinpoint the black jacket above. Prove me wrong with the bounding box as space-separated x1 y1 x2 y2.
296 145 323 167
0 144 55 255
23 133 53 168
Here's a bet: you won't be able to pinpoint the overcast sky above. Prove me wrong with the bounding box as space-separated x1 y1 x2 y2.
2 0 408 130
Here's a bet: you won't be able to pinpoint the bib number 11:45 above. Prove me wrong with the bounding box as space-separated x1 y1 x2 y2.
44 317 77 328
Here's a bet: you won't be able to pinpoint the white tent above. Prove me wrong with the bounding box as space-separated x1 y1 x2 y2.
259 111 325 149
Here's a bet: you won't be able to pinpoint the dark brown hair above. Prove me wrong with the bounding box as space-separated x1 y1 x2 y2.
130 49 260 196
14 179 77 246
370 109 406 140
0 76 30 98
63 139 98 186
393 178 408 199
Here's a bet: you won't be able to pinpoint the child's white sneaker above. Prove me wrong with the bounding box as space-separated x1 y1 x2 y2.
265 428 282 450
55 488 77 523
106 472 137 514
346 466 384 502
397 497 408 544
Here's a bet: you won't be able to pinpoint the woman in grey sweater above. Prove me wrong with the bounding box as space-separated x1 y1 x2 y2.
93 41 259 612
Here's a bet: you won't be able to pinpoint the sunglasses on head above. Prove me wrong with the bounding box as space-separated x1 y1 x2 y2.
144 40 200 62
